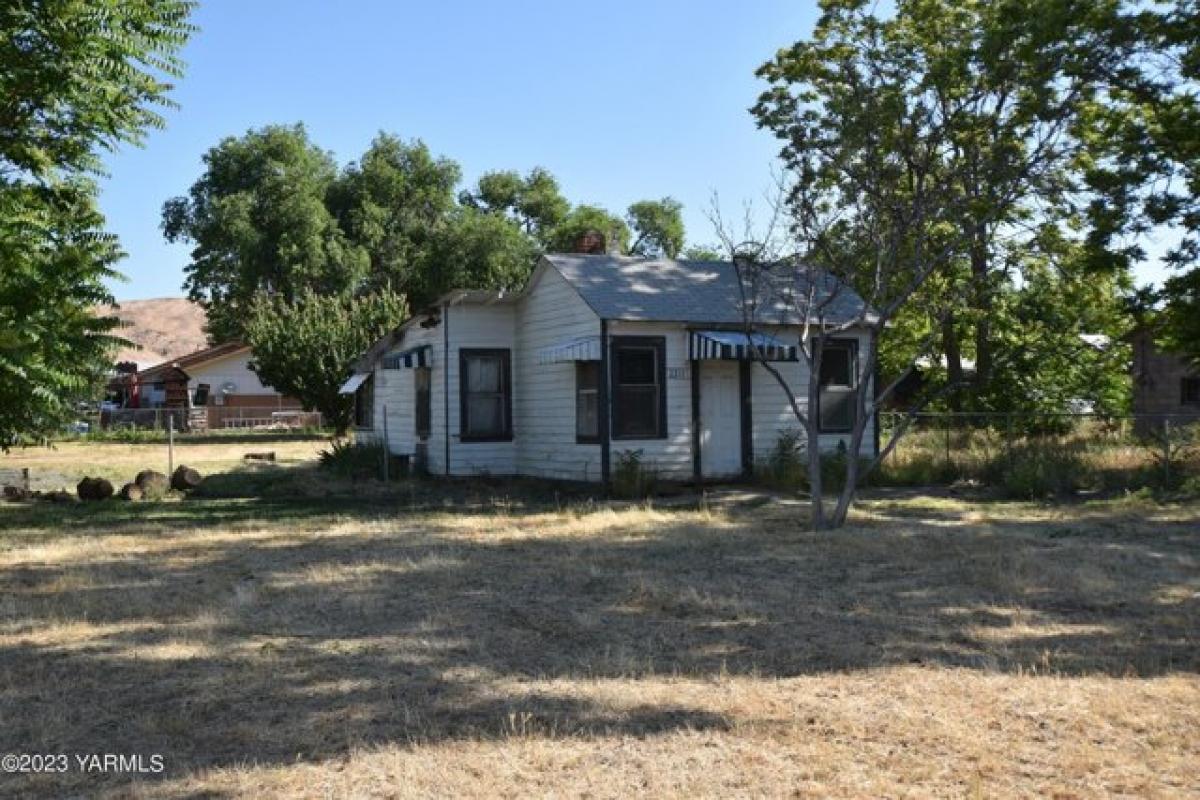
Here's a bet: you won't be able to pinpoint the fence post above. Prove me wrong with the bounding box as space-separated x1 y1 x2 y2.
1163 418 1172 487
1006 412 1014 467
944 415 952 472
381 405 390 481
167 416 174 477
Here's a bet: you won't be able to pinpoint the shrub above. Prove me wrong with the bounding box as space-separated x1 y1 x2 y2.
612 449 658 498
319 439 386 479
756 428 806 489
997 441 1095 499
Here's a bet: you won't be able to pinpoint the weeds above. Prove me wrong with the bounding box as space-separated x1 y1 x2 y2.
612 449 658 498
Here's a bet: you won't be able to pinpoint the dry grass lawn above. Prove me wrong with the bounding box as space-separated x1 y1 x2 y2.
1 437 326 492
0 441 1197 798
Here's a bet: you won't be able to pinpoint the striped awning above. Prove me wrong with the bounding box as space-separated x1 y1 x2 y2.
689 330 798 361
382 345 431 370
537 336 601 365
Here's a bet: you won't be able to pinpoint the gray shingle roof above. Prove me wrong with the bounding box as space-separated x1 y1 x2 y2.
545 254 870 325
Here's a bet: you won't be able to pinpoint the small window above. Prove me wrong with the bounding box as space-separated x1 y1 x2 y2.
354 374 374 429
415 366 431 439
1183 376 1200 405
459 349 511 441
576 362 600 443
818 340 857 433
612 337 666 439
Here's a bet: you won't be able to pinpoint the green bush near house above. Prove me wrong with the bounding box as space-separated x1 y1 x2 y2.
612 449 659 499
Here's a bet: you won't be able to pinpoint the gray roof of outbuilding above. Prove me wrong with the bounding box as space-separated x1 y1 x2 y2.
544 254 870 325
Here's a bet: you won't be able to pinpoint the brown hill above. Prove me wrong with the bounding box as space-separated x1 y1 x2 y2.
100 298 209 369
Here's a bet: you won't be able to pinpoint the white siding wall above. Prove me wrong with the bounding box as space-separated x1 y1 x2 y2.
357 322 443 474
445 303 517 475
187 351 277 396
750 328 876 463
513 267 602 481
607 320 695 480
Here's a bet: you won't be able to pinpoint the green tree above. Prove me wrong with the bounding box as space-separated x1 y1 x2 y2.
460 167 569 245
421 208 538 305
0 0 195 444
681 245 722 261
747 0 1141 528
547 204 630 253
627 197 685 258
328 133 461 298
244 289 408 435
162 124 368 342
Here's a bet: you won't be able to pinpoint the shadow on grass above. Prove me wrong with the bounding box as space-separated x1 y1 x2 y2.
0 482 1196 795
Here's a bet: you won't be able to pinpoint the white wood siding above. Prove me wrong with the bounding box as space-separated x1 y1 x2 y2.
187 351 278 396
750 329 876 464
445 303 517 476
358 322 443 474
514 267 603 481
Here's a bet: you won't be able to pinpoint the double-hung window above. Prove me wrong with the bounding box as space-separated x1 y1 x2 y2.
459 349 511 441
611 337 666 439
818 339 857 433
576 362 600 443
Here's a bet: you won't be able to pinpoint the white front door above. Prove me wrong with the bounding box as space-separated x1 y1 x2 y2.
699 361 742 478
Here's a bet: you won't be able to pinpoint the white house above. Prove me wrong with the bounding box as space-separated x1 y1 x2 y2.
343 254 876 484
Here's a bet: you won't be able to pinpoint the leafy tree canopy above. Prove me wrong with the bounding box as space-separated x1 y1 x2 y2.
163 124 367 342
244 289 408 435
167 127 702 341
0 0 195 444
628 198 685 258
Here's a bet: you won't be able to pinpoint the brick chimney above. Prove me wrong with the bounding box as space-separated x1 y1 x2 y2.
572 230 606 255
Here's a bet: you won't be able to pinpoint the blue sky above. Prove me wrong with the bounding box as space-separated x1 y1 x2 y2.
99 0 1174 301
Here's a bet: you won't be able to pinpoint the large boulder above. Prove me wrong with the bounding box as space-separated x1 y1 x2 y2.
134 470 169 499
77 477 114 501
119 482 144 502
170 465 202 492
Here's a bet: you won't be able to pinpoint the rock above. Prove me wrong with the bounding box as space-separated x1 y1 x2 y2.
119 482 144 502
2 485 30 502
244 451 276 462
77 477 114 501
170 465 202 492
134 470 169 499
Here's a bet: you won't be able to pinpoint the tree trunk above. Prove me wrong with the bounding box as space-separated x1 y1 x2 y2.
942 313 964 412
807 417 826 530
970 222 993 391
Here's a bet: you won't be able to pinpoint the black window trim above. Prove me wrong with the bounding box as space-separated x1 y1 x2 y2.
354 373 375 430
1182 375 1200 406
610 335 668 441
575 361 601 444
817 337 858 434
414 365 432 440
458 348 513 442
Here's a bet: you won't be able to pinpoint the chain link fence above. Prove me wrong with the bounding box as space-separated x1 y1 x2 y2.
81 407 325 434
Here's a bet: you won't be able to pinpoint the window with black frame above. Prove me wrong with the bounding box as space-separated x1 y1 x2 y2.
1183 376 1200 405
459 349 511 441
818 340 857 433
576 362 600 443
354 374 374 429
611 337 665 439
414 366 431 439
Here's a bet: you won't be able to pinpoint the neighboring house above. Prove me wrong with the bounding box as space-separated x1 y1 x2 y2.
344 253 876 484
1131 326 1200 433
108 342 305 429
